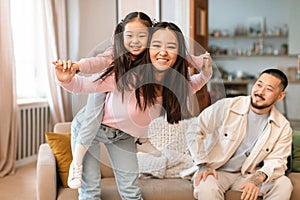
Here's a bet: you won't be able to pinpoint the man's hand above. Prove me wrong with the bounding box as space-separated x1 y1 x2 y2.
240 180 260 200
194 167 218 186
240 171 266 200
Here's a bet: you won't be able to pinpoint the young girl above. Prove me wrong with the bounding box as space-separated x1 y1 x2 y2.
55 20 212 199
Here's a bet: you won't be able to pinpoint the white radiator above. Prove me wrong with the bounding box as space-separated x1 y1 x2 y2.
16 101 51 166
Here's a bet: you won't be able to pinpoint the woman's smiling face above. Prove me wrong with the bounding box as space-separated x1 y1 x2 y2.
149 28 178 72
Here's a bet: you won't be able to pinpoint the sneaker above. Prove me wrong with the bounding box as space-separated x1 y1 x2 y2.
136 138 162 157
68 161 83 189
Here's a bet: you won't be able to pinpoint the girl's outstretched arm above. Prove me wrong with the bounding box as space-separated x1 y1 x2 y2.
53 46 114 75
76 46 114 74
55 71 115 94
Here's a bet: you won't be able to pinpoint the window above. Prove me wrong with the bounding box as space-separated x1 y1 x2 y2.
10 0 48 99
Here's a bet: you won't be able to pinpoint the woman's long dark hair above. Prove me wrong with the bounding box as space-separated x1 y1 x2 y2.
135 22 192 124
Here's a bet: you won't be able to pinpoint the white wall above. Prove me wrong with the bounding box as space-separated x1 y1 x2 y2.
288 0 300 55
117 0 160 22
209 0 290 35
67 0 117 114
160 0 189 37
68 0 117 60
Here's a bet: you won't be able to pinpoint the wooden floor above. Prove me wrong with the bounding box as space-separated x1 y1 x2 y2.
0 162 36 200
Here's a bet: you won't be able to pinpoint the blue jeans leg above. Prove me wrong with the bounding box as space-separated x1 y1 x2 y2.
72 123 144 200
72 118 102 200
71 93 106 200
79 143 101 200
104 130 142 200
75 93 106 146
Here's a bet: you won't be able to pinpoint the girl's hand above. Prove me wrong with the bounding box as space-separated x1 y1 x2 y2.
54 59 79 73
52 60 77 82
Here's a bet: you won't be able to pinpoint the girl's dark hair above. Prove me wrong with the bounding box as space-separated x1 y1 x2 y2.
96 11 152 91
136 22 192 124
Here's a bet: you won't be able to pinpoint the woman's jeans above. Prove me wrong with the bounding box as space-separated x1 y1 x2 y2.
71 93 143 200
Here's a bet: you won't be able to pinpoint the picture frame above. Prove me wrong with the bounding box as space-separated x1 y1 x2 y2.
246 16 265 36
117 0 161 22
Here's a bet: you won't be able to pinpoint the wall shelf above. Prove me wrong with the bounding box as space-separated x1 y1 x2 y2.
209 35 288 39
212 55 293 59
209 34 288 57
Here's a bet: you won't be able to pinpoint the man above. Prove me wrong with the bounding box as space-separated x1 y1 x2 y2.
186 68 293 200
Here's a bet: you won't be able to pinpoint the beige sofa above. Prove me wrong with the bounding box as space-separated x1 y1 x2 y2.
36 123 300 200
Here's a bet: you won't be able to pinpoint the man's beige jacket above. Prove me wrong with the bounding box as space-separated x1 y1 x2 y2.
186 96 292 183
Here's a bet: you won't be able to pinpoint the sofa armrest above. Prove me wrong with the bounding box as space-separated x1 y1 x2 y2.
36 143 57 200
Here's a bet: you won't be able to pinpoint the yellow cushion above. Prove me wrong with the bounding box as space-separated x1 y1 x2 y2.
45 132 72 188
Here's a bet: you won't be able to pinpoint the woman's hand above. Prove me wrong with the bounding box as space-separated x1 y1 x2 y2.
201 52 213 78
187 52 213 78
52 60 77 82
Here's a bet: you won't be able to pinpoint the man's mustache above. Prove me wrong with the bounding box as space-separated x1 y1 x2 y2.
254 94 265 100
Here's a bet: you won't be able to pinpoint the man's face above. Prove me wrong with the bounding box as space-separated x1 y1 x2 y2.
250 73 285 111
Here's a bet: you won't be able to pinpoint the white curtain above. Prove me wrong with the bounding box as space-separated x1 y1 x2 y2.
38 0 72 125
0 0 18 177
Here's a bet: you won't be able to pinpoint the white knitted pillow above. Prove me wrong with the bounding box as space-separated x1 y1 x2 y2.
165 153 193 178
137 117 196 178
147 116 193 153
137 152 167 178
137 149 193 178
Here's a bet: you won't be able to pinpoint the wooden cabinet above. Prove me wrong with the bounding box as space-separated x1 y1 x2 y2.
190 0 208 54
189 0 210 115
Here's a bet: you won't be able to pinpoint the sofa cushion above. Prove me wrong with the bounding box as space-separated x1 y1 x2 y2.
288 172 300 200
292 130 300 172
45 132 72 188
100 177 195 200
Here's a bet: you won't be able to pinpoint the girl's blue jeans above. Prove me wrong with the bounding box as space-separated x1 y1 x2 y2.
71 93 143 200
